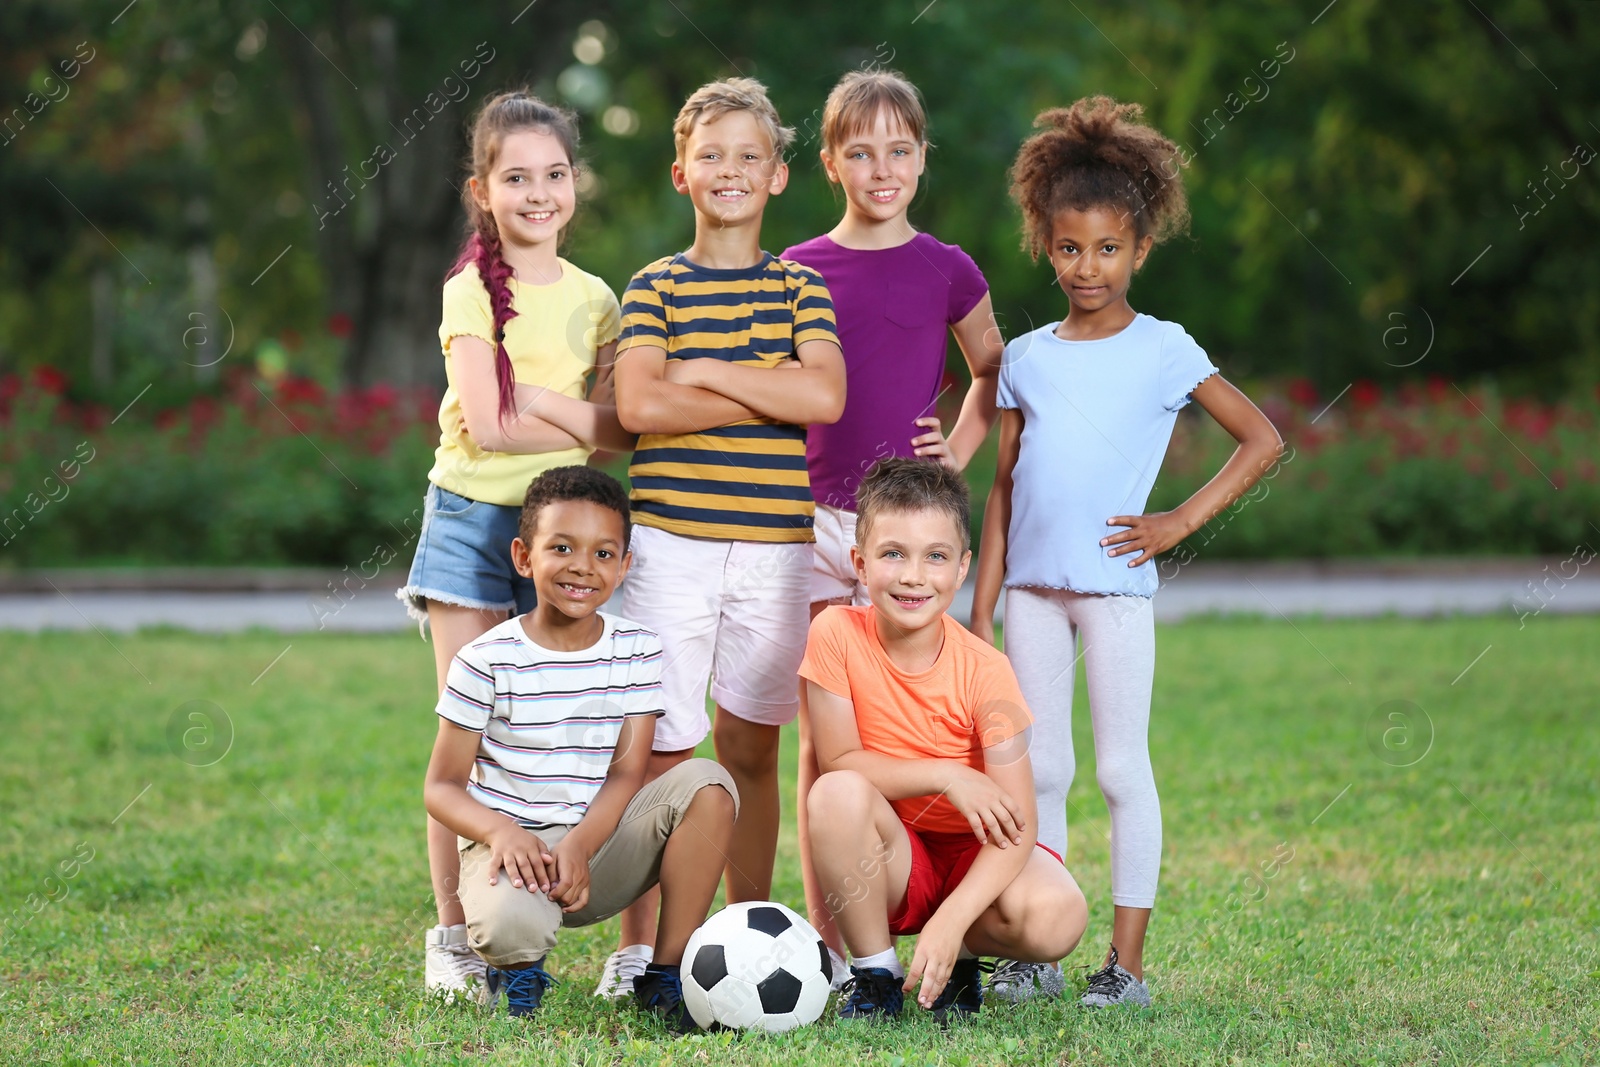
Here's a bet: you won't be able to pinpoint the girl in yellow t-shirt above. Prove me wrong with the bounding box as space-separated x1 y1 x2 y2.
399 89 634 1003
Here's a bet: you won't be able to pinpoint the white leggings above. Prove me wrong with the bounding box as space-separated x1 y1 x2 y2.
1004 586 1160 909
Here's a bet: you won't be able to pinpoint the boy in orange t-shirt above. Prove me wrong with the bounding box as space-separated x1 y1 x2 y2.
799 458 1087 1021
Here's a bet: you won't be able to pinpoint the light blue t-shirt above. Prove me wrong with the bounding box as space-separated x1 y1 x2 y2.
996 313 1218 598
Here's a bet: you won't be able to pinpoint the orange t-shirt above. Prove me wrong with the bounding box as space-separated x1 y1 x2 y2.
797 605 1033 835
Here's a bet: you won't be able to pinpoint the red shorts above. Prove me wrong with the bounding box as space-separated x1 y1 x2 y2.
887 823 1063 936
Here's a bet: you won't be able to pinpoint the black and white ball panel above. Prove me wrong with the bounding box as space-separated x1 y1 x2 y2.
680 901 832 1032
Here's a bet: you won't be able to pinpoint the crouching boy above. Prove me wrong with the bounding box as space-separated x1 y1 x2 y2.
801 458 1087 1020
424 466 736 1032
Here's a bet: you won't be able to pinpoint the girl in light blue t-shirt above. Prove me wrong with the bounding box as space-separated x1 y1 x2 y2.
969 97 1283 1008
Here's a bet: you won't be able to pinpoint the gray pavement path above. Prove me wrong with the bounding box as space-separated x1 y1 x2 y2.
1 558 1593 633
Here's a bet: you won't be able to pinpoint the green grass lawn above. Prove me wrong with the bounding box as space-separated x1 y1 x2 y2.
1 614 1595 1065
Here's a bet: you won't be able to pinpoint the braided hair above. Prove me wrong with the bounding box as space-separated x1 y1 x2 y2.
1009 96 1190 260
447 90 581 421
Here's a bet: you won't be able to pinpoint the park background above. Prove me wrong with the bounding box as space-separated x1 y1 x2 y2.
3 0 1599 564
1 1 1596 1065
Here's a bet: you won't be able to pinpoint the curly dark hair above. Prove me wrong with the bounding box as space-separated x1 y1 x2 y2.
855 457 971 551
518 465 632 550
1009 95 1190 260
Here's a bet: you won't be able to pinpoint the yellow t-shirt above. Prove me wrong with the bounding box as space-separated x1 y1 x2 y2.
427 259 621 507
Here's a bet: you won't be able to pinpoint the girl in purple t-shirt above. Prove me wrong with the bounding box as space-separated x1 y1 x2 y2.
781 69 1003 979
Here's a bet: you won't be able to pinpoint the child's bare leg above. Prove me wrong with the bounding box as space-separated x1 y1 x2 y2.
963 849 1088 964
426 601 507 926
712 709 780 902
796 702 850 955
797 600 849 955
426 818 467 926
806 769 912 956
653 782 737 965
617 748 694 950
1108 906 1151 978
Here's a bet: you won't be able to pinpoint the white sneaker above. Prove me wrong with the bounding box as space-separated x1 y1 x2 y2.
425 924 488 1005
593 944 653 999
987 958 1066 1003
827 946 849 992
1079 946 1151 1008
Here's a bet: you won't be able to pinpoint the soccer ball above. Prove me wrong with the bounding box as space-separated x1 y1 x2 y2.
682 901 833 1032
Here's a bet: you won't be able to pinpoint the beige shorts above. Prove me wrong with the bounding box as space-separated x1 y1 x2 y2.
456 758 738 968
810 504 870 606
617 524 814 751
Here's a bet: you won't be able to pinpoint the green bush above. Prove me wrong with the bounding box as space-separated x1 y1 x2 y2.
2 372 1594 568
1148 378 1598 558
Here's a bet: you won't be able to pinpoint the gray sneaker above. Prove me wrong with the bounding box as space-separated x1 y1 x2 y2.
986 959 1065 1003
1079 946 1150 1007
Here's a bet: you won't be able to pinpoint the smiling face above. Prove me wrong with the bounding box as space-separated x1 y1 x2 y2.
511 499 630 635
672 109 788 227
822 107 925 224
1048 205 1155 315
852 505 971 637
470 128 576 253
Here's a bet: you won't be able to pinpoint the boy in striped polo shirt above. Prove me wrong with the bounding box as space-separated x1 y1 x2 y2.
607 77 846 994
425 466 737 1030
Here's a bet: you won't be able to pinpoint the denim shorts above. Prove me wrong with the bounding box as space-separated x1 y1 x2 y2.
396 483 536 625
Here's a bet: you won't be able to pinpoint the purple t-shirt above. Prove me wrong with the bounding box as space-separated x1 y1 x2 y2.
781 232 988 511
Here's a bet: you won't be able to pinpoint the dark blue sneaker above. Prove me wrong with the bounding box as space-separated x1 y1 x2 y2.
486 959 558 1017
633 963 696 1033
928 957 988 1020
838 965 903 1020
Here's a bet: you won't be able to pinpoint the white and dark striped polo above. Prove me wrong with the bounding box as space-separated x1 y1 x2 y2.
437 613 665 831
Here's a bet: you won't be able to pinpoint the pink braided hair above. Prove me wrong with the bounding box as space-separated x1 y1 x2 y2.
446 90 581 423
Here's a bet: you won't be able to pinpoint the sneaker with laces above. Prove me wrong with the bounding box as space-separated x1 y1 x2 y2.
986 958 1066 1003
594 944 653 999
424 924 488 1005
486 959 558 1017
1079 946 1150 1008
633 964 696 1033
927 957 988 1019
838 965 904 1020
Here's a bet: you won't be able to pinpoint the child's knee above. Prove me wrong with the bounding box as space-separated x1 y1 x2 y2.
463 881 562 969
1016 872 1089 958
991 866 1087 957
689 777 737 825
1095 756 1153 802
712 716 780 777
668 757 741 820
806 769 874 827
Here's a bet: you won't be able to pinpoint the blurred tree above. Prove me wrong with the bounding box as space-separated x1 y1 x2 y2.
268 2 604 385
1 0 1596 398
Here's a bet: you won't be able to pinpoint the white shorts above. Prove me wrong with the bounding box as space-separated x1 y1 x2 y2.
618 524 814 752
809 504 870 606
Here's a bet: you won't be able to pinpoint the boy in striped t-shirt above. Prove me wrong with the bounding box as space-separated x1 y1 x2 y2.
607 77 846 993
425 466 736 1030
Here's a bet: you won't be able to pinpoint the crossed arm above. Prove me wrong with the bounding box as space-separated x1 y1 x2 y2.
424 710 655 914
613 338 846 436
453 336 636 454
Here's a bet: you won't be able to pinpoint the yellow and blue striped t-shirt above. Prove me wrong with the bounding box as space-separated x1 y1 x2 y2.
617 252 838 543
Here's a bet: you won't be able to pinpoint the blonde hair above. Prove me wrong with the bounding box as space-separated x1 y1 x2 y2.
821 69 928 151
673 77 794 159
